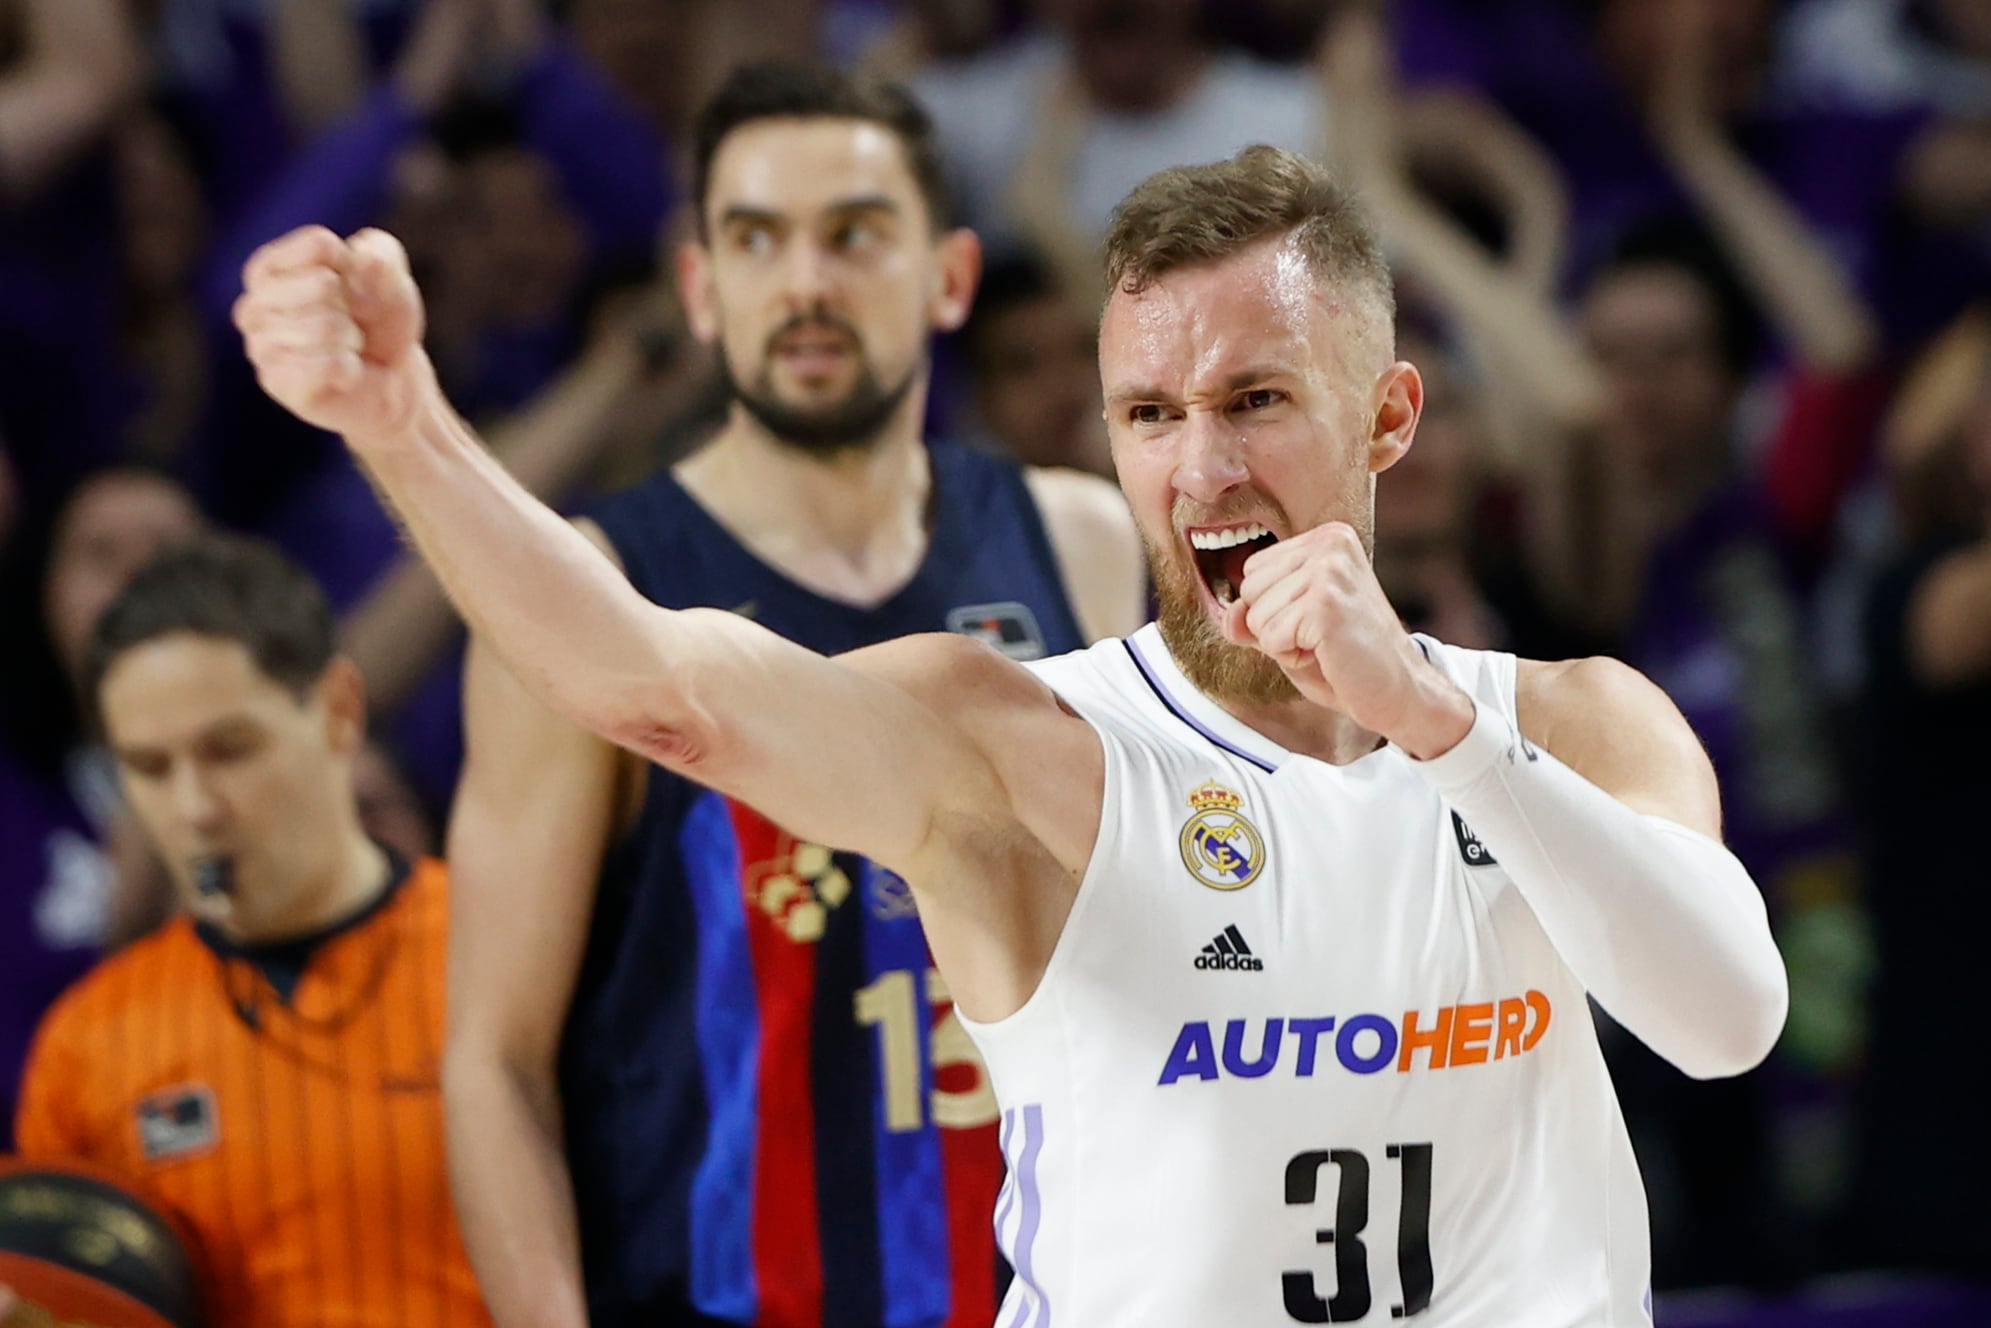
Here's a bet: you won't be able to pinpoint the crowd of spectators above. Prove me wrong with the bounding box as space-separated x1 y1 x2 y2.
3 0 1989 1313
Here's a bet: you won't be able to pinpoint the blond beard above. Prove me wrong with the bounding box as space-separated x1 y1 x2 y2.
1148 543 1299 705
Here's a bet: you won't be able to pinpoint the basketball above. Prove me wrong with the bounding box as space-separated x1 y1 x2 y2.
0 1159 205 1328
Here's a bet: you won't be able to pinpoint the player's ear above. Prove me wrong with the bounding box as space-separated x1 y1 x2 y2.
928 226 982 334
676 239 721 345
316 656 367 757
1368 360 1423 475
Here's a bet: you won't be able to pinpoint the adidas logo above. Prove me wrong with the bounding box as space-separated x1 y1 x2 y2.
1195 925 1263 972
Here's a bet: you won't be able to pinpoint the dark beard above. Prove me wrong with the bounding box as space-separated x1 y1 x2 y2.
720 349 918 459
1148 539 1299 706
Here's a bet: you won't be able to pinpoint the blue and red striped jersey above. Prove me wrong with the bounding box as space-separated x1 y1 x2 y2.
567 441 1086 1326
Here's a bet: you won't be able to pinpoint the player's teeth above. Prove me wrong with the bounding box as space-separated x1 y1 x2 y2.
1189 523 1270 550
1214 577 1235 605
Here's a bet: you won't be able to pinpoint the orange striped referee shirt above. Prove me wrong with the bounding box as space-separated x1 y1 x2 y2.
13 856 490 1328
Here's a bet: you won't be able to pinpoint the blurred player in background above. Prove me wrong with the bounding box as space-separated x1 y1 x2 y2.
440 62 1144 1328
13 536 489 1328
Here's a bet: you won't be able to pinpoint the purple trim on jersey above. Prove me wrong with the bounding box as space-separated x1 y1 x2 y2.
998 1105 1050 1328
992 1109 1020 1240
1122 639 1280 774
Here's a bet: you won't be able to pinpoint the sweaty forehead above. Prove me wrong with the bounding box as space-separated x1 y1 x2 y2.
705 118 922 223
1100 242 1352 394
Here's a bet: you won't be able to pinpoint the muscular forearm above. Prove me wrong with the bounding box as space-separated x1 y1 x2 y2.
1411 702 1788 1079
340 340 645 713
443 1059 590 1328
352 394 687 743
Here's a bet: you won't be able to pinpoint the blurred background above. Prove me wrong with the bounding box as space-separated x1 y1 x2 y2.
1 0 1987 1322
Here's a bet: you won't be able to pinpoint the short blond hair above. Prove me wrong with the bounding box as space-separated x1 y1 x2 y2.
1103 145 1394 329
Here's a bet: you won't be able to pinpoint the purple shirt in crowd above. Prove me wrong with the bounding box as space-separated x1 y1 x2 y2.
200 34 671 327
0 162 131 512
0 748 115 1148
1629 483 1848 900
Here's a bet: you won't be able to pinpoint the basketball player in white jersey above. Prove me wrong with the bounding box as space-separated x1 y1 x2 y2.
233 145 1787 1326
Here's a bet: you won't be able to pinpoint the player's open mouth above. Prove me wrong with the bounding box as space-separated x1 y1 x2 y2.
1188 523 1279 607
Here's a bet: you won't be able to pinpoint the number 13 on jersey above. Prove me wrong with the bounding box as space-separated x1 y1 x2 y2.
854 967 998 1132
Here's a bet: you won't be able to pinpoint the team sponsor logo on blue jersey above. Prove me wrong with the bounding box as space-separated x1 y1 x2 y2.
867 868 919 921
747 838 852 943
946 602 1047 660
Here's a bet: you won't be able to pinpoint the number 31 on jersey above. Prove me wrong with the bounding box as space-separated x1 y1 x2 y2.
1286 1144 1435 1322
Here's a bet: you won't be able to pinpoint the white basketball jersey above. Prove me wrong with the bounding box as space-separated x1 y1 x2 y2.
960 624 1653 1327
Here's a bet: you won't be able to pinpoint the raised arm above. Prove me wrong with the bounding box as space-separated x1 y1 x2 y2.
339 303 703 714
267 0 370 141
1645 0 1878 374
234 225 1007 878
1318 7 1602 444
0 0 145 202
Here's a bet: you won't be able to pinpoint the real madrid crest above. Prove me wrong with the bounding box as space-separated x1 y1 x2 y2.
1178 781 1266 891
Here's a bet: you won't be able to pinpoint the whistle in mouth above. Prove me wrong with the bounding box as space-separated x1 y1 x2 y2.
193 857 236 899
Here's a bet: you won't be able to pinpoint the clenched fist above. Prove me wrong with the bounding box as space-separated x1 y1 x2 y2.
1221 522 1475 759
233 226 437 448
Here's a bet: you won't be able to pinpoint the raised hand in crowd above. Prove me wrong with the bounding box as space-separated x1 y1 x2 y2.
1644 0 1878 374
394 0 486 117
266 0 371 140
1315 3 1606 639
0 0 145 203
1315 1 1570 300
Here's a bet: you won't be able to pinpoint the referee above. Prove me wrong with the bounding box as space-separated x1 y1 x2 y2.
11 535 489 1327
